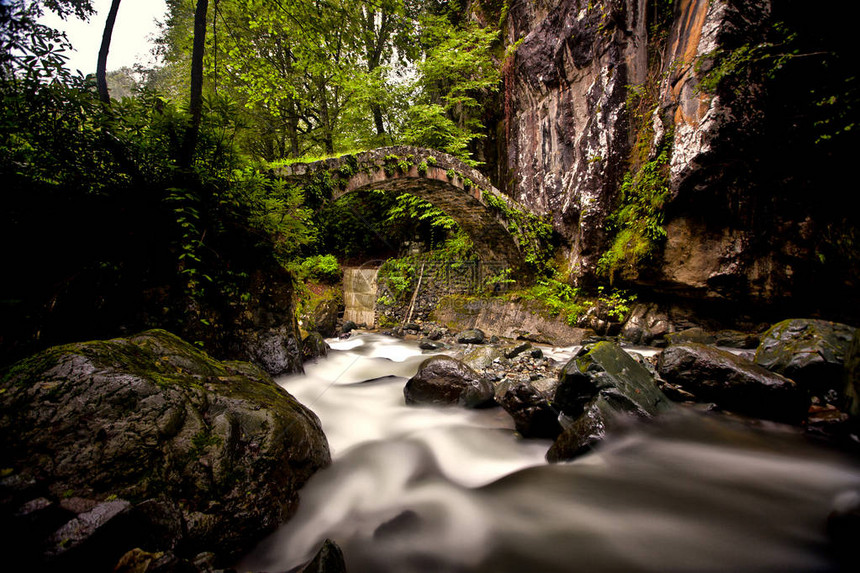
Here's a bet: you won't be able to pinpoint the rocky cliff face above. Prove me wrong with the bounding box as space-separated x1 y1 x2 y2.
497 0 859 317
502 0 648 282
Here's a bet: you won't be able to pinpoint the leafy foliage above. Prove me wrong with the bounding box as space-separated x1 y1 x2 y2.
0 0 94 81
483 192 556 276
597 135 671 283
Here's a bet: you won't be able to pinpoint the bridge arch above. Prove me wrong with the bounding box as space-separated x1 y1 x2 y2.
273 146 530 271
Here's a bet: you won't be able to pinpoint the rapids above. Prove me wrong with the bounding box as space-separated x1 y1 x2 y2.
241 333 860 572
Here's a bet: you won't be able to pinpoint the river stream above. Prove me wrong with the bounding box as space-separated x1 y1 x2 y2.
241 333 860 572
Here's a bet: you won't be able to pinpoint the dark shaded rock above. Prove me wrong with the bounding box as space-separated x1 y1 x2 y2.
530 348 544 359
715 330 760 349
302 332 330 362
404 356 494 408
418 339 445 351
0 329 331 569
496 380 562 439
659 343 808 424
546 400 609 463
456 329 486 344
666 327 716 346
845 329 860 417
755 319 856 395
505 342 532 359
548 343 671 462
241 326 302 376
404 322 421 332
341 320 358 334
294 539 347 573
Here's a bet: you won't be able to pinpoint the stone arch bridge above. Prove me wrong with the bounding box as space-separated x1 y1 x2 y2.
272 146 533 272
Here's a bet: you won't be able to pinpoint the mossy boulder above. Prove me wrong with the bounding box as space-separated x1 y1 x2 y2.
549 342 672 461
754 319 857 394
0 329 330 571
554 342 672 419
404 356 494 408
658 343 808 424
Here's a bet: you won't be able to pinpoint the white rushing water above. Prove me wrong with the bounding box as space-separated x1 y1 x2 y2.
241 333 860 573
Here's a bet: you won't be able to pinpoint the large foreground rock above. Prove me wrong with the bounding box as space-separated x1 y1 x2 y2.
404 356 494 408
658 343 808 424
548 342 672 461
0 329 331 571
755 319 856 394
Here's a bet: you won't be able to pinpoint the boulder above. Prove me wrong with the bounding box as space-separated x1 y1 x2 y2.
659 343 808 423
456 329 486 344
0 329 331 570
554 342 672 419
549 342 672 461
496 380 562 439
302 332 330 362
404 356 494 408
341 320 358 334
755 319 857 394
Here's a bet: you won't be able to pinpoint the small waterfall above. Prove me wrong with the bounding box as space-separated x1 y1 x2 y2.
343 266 379 327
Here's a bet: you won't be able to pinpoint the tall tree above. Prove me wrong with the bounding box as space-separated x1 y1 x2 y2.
180 0 209 168
96 0 122 103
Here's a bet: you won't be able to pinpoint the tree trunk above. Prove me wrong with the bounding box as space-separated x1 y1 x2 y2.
96 0 122 104
318 82 334 154
180 0 210 168
372 103 385 137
